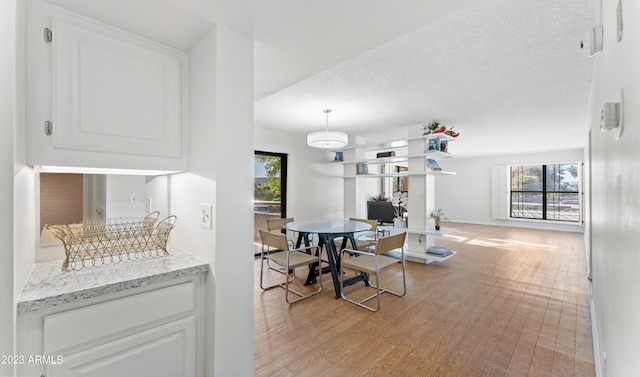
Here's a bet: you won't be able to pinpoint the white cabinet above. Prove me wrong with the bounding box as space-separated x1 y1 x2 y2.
28 2 188 171
49 317 195 377
17 277 204 377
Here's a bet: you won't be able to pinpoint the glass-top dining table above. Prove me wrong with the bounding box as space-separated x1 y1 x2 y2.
284 220 373 298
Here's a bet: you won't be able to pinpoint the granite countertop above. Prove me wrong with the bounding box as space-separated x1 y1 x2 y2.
18 248 210 314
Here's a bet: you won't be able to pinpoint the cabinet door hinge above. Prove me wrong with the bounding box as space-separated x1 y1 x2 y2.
44 27 52 43
45 120 53 136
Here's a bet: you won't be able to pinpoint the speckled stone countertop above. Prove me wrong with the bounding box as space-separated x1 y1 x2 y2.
18 248 210 314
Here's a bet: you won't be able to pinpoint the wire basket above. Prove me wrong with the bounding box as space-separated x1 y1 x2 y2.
45 211 177 271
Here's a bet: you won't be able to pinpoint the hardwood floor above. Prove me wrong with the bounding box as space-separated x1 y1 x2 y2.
254 223 596 377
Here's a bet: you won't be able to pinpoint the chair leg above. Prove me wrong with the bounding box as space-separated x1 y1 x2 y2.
366 263 406 298
284 265 322 304
339 253 381 312
260 257 282 290
261 259 322 302
263 245 295 282
339 258 406 311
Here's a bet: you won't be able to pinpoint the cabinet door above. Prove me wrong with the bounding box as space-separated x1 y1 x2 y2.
49 316 195 377
29 3 188 171
54 17 184 158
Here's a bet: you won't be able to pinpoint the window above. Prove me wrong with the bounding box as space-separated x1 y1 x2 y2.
254 151 287 217
253 151 288 254
510 163 581 222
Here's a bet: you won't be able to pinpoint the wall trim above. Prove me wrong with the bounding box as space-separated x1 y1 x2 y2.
591 292 603 377
448 219 584 233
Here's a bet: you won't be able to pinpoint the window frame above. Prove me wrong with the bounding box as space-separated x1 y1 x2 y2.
509 162 582 223
254 150 288 218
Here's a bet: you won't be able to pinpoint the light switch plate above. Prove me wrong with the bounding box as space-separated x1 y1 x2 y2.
201 203 212 229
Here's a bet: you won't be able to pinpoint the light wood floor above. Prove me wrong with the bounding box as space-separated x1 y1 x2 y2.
254 223 596 377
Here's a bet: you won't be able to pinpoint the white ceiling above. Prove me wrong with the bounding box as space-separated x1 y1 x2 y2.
46 0 596 158
253 0 596 158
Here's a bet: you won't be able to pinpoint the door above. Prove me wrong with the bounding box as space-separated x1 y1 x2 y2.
254 151 288 254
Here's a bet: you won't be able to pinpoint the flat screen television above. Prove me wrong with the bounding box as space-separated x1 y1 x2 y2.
367 201 395 224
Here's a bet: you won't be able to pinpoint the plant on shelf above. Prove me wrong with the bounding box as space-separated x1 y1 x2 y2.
370 193 389 202
429 209 448 230
445 127 459 138
421 120 459 137
391 191 408 227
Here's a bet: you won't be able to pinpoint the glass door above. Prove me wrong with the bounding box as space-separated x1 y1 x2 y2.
254 151 287 255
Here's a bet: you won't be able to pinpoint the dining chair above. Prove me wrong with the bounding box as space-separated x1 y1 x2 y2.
333 218 378 253
266 217 297 248
339 231 407 311
265 217 300 275
259 230 322 303
350 217 378 251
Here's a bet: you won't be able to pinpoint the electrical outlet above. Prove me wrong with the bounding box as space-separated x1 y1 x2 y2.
201 203 212 229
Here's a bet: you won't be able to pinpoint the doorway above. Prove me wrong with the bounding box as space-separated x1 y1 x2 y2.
254 151 288 254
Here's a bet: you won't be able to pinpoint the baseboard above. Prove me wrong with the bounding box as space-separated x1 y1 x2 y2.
591 288 603 377
448 219 584 233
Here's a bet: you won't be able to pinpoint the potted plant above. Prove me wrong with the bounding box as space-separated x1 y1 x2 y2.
369 193 389 202
421 120 460 137
429 209 448 230
391 191 408 228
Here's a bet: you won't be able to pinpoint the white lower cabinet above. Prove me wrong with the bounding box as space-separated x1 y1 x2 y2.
17 278 203 377
49 317 195 377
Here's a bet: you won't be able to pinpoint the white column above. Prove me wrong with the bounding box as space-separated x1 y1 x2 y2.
343 136 367 219
212 25 255 377
406 128 434 255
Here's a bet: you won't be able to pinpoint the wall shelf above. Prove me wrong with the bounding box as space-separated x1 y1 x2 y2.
335 133 458 154
341 171 456 178
426 150 454 159
406 227 456 235
339 128 459 266
340 154 426 165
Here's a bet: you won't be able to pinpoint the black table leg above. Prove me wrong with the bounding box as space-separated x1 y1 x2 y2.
323 233 370 298
298 230 370 297
304 235 325 285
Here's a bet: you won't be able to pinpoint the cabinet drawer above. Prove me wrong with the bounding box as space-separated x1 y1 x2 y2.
44 281 194 353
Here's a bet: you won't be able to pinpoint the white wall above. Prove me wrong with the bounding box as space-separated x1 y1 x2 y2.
105 174 170 220
588 1 640 376
254 127 344 221
436 149 585 232
106 175 148 218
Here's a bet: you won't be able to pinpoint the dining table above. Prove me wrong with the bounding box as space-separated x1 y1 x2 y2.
284 220 373 298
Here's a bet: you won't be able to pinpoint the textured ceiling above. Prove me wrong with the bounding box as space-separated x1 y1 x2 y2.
254 0 596 158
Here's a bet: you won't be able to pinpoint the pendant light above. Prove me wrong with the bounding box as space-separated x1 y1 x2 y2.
307 109 348 148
